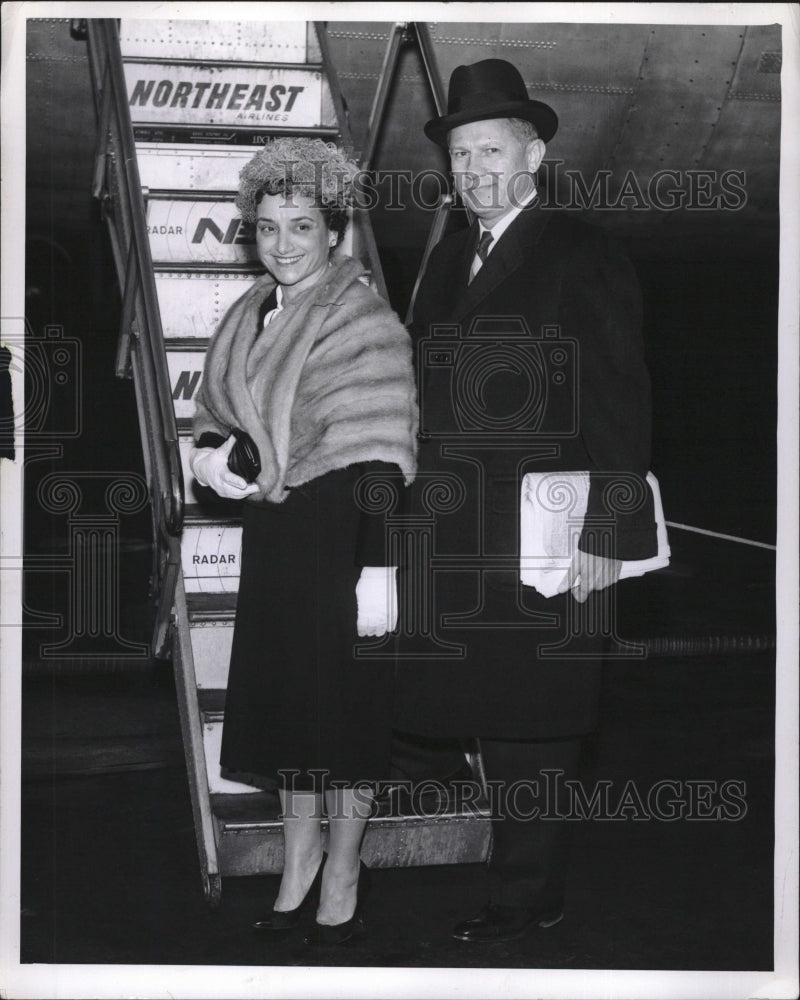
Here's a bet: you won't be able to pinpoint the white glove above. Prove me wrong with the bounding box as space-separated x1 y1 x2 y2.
189 435 260 500
356 566 398 637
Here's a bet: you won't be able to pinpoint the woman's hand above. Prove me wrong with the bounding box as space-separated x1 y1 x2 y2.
356 566 398 637
189 435 260 500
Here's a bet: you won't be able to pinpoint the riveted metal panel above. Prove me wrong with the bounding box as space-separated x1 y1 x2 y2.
426 20 649 92
182 523 241 593
124 62 333 130
426 21 562 77
607 25 745 177
702 99 779 217
361 814 491 868
120 19 311 64
190 622 233 689
727 24 781 102
217 826 284 874
538 91 636 187
156 271 259 339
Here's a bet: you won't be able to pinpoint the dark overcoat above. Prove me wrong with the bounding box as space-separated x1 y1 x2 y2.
392 203 658 739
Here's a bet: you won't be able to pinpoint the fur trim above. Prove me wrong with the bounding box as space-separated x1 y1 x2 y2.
193 257 418 503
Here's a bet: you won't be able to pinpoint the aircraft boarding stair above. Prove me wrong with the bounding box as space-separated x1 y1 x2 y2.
83 17 490 906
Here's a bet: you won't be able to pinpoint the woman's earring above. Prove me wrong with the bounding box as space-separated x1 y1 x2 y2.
329 238 337 247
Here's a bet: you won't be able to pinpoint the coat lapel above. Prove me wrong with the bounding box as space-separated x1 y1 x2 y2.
458 223 481 289
451 202 552 324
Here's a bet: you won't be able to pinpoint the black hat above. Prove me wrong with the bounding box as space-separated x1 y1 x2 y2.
424 58 558 147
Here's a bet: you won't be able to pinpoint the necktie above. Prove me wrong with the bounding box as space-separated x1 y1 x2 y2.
470 230 494 282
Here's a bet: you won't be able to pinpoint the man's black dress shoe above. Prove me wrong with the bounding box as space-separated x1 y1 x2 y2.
452 903 563 943
253 857 324 931
304 861 371 947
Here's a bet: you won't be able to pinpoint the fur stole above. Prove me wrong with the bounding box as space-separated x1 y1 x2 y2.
193 256 418 503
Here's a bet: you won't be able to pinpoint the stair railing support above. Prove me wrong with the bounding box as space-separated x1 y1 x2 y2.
86 18 184 659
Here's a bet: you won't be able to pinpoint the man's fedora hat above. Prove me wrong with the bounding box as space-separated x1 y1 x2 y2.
424 58 558 147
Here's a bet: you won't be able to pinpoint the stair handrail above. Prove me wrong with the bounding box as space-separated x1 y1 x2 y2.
88 18 184 535
86 20 184 656
347 21 454 323
314 21 390 304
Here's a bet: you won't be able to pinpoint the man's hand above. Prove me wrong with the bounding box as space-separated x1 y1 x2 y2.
557 550 622 603
189 435 260 500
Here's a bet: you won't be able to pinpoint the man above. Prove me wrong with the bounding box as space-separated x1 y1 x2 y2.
393 59 658 942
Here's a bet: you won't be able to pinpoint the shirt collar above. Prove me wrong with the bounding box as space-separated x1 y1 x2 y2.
478 185 538 246
262 283 285 328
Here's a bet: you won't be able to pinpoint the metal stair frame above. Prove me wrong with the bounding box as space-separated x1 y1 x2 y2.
86 19 183 660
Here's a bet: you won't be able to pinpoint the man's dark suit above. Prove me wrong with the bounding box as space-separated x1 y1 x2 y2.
394 200 658 910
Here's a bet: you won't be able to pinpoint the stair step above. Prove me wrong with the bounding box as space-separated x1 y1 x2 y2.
212 790 281 822
146 195 356 267
156 268 258 339
121 19 321 65
133 124 339 147
183 499 242 523
198 688 226 713
138 144 259 192
146 195 255 266
210 790 492 875
211 789 491 829
200 700 492 872
182 521 241 594
186 591 238 621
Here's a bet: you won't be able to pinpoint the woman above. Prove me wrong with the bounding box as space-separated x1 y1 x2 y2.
189 138 417 945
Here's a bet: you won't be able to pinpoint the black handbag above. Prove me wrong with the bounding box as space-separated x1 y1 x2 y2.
227 428 261 483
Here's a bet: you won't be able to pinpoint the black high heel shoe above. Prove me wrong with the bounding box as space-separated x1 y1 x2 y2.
253 856 324 931
304 859 371 947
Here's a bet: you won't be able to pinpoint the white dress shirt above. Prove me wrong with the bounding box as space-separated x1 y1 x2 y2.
262 284 284 327
470 185 539 279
